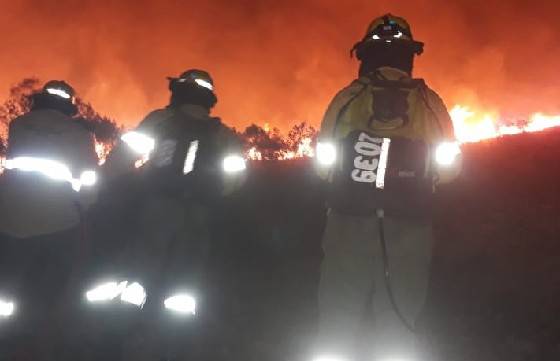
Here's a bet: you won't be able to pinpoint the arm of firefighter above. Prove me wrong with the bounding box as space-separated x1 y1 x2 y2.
101 141 142 181
100 111 164 181
316 79 368 181
424 88 463 184
221 128 247 196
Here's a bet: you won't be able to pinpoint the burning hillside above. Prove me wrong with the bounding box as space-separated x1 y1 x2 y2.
451 105 560 143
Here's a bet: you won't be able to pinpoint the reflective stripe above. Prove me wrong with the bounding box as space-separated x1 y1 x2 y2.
194 78 214 91
183 140 199 175
223 154 246 173
316 142 337 167
375 138 391 189
4 156 96 192
46 88 71 99
121 131 155 155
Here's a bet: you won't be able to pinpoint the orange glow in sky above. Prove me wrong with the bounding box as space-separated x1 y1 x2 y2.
1 1 560 133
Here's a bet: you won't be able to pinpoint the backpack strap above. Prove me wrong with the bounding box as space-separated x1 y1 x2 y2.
327 79 371 138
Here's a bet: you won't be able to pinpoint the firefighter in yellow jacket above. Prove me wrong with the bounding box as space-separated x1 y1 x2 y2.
313 14 462 361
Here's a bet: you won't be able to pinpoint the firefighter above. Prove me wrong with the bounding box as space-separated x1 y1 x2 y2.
93 69 246 361
0 80 98 358
313 14 462 361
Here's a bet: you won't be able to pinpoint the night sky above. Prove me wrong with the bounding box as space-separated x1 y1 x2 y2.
1 0 559 130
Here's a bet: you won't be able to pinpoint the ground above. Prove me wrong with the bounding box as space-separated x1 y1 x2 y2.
86 129 560 360
219 130 560 361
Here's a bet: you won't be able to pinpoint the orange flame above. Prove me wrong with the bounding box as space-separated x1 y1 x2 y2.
280 137 314 160
95 142 109 165
451 105 560 143
247 146 263 161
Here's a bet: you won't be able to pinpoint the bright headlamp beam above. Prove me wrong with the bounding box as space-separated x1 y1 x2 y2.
121 131 155 155
46 88 71 99
316 142 337 167
435 141 462 166
0 299 15 318
164 294 196 315
194 78 214 91
223 154 246 173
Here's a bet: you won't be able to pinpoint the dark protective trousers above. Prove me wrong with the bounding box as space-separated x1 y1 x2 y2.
119 194 227 361
316 209 433 361
0 228 81 361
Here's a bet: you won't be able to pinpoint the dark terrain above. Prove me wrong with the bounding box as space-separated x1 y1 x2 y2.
220 130 560 361
88 129 560 361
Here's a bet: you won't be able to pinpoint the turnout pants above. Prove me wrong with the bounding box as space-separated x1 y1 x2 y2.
316 210 433 361
119 194 224 361
0 228 81 360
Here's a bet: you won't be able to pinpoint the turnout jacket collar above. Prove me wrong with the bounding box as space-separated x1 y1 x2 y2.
172 104 211 120
364 66 411 82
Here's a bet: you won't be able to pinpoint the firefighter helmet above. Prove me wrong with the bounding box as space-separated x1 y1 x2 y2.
353 14 424 60
168 69 215 93
42 80 76 103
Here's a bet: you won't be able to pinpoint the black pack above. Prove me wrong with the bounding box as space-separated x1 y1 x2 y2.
328 129 433 218
142 111 223 198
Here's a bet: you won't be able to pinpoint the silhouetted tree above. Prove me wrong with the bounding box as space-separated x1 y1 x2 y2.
242 124 287 160
286 122 317 153
0 78 40 128
0 136 5 157
75 99 121 146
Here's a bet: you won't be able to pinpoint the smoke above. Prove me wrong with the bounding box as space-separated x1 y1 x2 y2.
1 0 559 130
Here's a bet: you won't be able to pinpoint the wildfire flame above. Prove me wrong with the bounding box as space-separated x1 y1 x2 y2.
95 142 109 165
280 137 315 160
247 146 263 161
451 105 560 143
